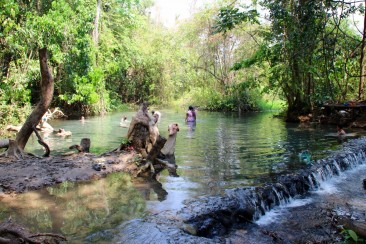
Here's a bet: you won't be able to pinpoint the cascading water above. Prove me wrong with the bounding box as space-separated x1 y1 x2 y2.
176 139 366 238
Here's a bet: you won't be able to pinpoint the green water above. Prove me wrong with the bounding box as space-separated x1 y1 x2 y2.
1 110 360 242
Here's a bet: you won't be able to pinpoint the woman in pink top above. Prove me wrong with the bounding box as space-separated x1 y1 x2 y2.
185 106 196 122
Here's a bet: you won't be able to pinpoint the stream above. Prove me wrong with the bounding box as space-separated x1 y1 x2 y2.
1 110 365 242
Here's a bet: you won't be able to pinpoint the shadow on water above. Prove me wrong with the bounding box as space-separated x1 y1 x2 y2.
2 110 366 241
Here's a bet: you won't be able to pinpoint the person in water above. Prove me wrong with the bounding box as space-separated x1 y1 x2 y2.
185 106 196 122
120 116 129 127
337 125 346 136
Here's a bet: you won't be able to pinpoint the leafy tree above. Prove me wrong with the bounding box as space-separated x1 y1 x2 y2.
214 0 364 119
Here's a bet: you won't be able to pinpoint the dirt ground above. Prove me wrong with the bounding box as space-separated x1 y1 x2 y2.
0 150 143 242
0 150 139 195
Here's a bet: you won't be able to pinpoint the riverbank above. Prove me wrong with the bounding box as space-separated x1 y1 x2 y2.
0 150 139 195
0 112 366 243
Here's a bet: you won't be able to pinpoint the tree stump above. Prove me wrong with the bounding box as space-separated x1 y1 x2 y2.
80 138 90 152
69 138 91 153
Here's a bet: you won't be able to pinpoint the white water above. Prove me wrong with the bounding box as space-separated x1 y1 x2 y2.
256 159 366 226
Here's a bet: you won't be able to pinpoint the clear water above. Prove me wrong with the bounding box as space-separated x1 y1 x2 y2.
1 110 362 242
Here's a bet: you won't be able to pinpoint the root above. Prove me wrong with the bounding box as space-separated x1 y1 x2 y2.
0 220 67 244
0 227 39 244
29 233 67 241
0 139 24 159
32 126 50 157
155 158 176 169
135 160 155 177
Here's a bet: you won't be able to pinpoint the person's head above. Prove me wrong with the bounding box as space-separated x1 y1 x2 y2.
337 124 343 131
189 106 194 111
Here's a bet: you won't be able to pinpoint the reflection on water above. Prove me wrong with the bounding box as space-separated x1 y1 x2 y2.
0 173 146 242
3 110 365 241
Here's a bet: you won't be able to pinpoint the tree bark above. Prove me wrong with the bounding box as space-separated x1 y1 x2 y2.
358 0 366 101
147 136 166 161
69 138 91 153
15 48 54 150
80 138 91 152
92 0 102 46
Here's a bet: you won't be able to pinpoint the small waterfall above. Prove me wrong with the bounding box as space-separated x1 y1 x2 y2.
180 140 366 238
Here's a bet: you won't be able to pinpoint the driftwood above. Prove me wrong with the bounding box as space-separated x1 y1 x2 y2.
0 139 9 149
6 125 21 132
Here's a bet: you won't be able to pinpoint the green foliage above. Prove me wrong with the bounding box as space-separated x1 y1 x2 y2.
340 227 364 243
1 0 365 123
0 103 31 136
178 80 266 112
214 6 259 33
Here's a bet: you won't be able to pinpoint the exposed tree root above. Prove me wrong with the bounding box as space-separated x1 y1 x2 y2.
0 220 67 244
0 139 24 159
32 126 50 157
155 158 176 169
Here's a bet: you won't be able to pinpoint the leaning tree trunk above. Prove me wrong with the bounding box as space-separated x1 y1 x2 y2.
15 48 54 151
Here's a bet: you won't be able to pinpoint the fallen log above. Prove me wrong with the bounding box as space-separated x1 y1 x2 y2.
0 139 9 149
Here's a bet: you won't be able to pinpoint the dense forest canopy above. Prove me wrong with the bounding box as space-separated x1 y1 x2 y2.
1 0 365 128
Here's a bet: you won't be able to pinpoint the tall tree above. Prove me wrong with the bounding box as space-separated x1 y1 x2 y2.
358 0 366 100
93 0 102 46
16 48 54 150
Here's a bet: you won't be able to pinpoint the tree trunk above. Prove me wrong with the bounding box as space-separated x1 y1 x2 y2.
92 0 102 46
80 138 91 152
15 48 54 150
1 52 12 79
358 1 366 101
